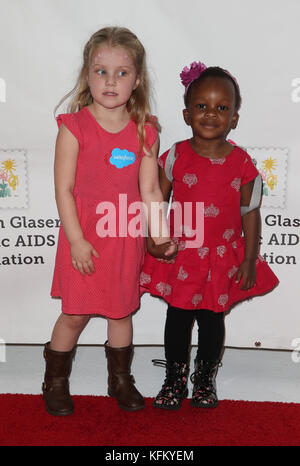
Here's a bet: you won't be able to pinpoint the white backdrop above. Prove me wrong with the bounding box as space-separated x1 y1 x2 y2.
0 0 299 348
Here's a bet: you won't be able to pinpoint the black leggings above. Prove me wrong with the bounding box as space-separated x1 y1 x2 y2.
164 305 225 363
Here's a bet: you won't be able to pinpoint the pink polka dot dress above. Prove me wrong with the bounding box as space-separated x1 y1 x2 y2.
141 140 279 313
51 107 157 318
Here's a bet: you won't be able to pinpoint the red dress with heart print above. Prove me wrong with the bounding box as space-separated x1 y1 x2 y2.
51 106 157 317
140 140 279 312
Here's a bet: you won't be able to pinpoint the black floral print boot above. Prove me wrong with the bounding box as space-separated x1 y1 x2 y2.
190 359 221 408
152 359 189 410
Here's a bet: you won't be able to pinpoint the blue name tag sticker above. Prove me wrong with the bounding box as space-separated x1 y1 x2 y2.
109 148 135 169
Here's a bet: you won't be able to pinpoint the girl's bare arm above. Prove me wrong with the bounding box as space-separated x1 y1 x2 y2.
54 124 98 275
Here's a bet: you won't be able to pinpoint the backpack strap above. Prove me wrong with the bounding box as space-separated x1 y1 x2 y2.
163 143 177 182
241 174 262 216
232 144 262 215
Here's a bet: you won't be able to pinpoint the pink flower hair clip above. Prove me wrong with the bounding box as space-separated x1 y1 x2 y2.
180 61 207 94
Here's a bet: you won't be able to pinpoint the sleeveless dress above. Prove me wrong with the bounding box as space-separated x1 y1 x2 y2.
51 106 157 318
140 140 279 313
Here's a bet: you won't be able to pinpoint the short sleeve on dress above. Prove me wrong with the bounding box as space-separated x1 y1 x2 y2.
56 113 82 144
241 150 259 185
144 118 158 152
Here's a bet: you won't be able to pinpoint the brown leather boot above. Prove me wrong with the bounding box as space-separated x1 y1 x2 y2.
42 342 76 416
105 341 145 411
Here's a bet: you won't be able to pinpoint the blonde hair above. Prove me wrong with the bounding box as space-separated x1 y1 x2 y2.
55 26 160 153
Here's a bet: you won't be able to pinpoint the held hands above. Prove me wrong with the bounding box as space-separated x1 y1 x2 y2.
70 238 99 275
146 236 178 263
235 258 257 290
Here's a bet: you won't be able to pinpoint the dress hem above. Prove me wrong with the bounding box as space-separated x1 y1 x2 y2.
50 295 140 319
140 279 279 314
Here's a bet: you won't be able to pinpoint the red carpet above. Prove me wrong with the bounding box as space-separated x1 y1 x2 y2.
0 394 299 446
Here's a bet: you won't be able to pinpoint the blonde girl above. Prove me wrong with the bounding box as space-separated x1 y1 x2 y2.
42 27 176 416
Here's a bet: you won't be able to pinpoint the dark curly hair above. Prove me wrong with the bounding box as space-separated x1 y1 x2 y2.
184 66 242 111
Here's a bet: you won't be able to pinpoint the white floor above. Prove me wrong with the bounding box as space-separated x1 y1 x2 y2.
1 345 300 403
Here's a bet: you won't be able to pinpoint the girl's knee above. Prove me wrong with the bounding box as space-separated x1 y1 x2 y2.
64 314 90 329
108 314 132 327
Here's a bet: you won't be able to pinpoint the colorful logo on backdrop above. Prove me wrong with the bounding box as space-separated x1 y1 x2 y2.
0 149 28 208
245 147 288 209
109 148 135 169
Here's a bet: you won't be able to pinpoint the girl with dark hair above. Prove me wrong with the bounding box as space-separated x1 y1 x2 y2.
141 62 278 410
